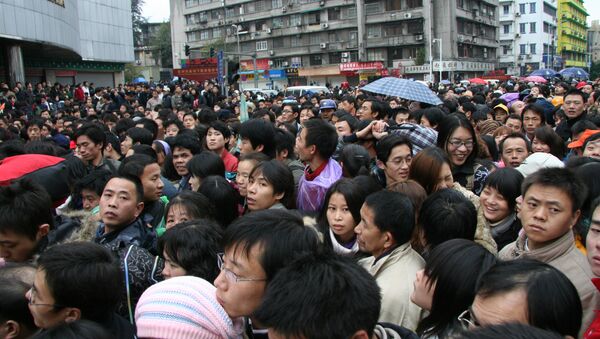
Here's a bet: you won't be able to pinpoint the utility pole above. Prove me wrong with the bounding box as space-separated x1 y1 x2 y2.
428 0 434 83
356 0 366 61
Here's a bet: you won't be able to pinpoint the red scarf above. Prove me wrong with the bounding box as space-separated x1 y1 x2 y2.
304 160 328 181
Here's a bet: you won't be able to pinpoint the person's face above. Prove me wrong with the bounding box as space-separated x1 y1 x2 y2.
522 110 542 136
27 125 41 141
334 120 352 137
389 100 399 109
586 206 600 276
80 188 101 211
214 244 267 318
420 116 433 128
183 115 196 129
563 94 586 119
583 140 600 159
480 186 511 223
140 163 164 202
470 289 529 328
339 100 354 114
166 204 192 229
555 85 565 95
320 109 334 121
165 124 179 137
395 112 410 125
162 251 187 279
520 184 580 250
355 203 389 258
26 269 73 329
172 147 193 176
99 178 143 229
295 128 314 162
532 137 551 153
0 228 46 262
410 269 435 311
236 160 255 197
40 111 51 119
435 162 454 191
357 102 376 120
246 173 283 211
446 127 474 166
381 144 412 184
299 109 314 124
206 127 227 152
120 136 133 155
501 137 529 168
239 138 257 156
530 87 540 97
494 110 508 123
76 135 102 163
511 101 525 116
505 118 522 133
326 193 356 243
583 85 593 95
280 106 297 123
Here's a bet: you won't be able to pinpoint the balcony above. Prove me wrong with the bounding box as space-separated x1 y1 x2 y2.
365 9 425 25
365 35 424 48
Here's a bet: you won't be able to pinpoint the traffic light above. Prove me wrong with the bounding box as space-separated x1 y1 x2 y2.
210 47 215 58
184 44 190 56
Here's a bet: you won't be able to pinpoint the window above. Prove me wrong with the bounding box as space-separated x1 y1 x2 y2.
328 31 340 42
367 49 384 61
273 38 285 48
503 45 510 55
365 2 381 15
348 31 358 47
519 3 525 14
529 2 535 13
212 28 221 38
272 0 283 8
519 23 526 34
272 17 284 28
367 25 382 38
328 8 340 20
310 34 321 45
186 0 199 7
503 24 510 34
543 3 556 16
310 54 322 66
256 40 268 51
256 1 264 12
290 14 302 26
329 52 342 64
386 0 401 10
200 30 210 40
520 44 526 55
406 0 422 8
407 19 423 34
346 7 357 18
503 4 509 15
307 12 320 25
530 43 536 54
530 22 536 33
290 35 301 47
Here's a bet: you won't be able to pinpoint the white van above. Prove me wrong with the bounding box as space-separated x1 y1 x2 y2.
285 86 331 97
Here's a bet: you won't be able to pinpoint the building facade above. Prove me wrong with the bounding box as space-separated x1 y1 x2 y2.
557 0 588 68
0 0 134 87
134 22 173 82
498 0 557 76
170 0 499 87
589 20 600 63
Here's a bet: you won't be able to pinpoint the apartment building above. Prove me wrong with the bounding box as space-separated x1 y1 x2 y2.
588 19 599 63
171 0 499 86
557 0 588 68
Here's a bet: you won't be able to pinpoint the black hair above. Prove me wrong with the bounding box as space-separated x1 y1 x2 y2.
198 176 238 227
573 162 600 223
158 219 222 281
249 160 295 209
303 118 338 160
171 134 202 155
274 129 296 160
108 175 144 203
24 140 59 156
71 169 112 209
499 132 532 154
437 113 479 167
480 135 499 161
105 132 122 156
564 88 586 103
125 127 154 145
318 178 368 231
520 104 546 125
239 119 276 158
0 179 54 240
476 259 582 337
118 154 157 179
114 118 136 137
163 119 184 132
339 144 371 177
461 102 476 115
416 239 497 337
37 242 122 323
482 168 524 212
421 107 445 129
29 319 112 339
364 98 385 119
253 253 381 338
455 323 564 339
336 113 359 132
533 126 567 159
419 189 477 249
223 209 320 282
376 134 413 163
364 190 414 245
135 118 159 139
186 152 225 181
130 144 158 161
165 191 216 226
208 120 232 139
0 277 36 332
74 123 106 149
522 167 586 213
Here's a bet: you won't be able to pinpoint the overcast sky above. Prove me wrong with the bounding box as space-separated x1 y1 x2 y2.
141 0 599 26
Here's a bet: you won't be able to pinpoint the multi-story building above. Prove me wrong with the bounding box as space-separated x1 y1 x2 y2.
498 0 557 76
171 0 499 87
0 0 134 87
557 0 588 68
134 22 173 82
589 20 600 63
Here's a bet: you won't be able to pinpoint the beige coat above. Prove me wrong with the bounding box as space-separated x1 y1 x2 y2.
452 183 498 255
500 231 598 336
359 243 425 331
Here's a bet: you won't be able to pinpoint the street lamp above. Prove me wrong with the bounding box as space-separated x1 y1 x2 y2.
433 38 442 82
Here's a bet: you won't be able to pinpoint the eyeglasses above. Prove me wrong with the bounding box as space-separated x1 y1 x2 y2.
457 308 480 328
281 110 293 114
217 253 267 283
448 139 474 149
27 286 65 309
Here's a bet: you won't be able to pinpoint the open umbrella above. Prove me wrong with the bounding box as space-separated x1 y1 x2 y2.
529 69 558 78
361 77 442 106
523 76 547 83
559 67 589 80
132 77 147 84
440 80 452 85
468 78 487 85
500 92 520 107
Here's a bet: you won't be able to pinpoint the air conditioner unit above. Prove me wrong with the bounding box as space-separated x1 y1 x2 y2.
266 28 272 34
515 33 520 38
458 35 464 42
282 7 287 12
320 42 328 48
403 13 412 19
321 23 329 29
341 57 349 62
515 12 520 17
319 0 325 6
341 52 350 57
135 60 142 65
416 34 424 41
526 54 531 59
239 17 245 22
269 50 275 56
518 55 524 60
251 33 256 39
282 61 289 67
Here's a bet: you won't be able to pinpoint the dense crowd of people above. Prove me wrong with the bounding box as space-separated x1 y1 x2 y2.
0 75 600 338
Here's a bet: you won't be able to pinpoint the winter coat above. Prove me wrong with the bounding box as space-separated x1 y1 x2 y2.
297 160 342 213
94 217 157 255
585 278 600 339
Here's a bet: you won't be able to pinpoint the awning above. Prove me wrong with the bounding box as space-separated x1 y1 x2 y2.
268 69 287 79
298 65 340 77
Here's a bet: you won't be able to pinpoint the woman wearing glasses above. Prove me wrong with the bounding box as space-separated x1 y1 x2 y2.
437 114 490 196
411 239 497 338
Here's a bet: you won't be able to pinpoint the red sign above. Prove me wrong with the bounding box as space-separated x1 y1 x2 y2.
174 66 218 82
240 58 270 71
339 62 385 72
55 70 77 76
189 58 217 65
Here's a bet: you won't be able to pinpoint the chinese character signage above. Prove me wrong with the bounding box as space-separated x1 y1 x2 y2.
340 62 385 72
